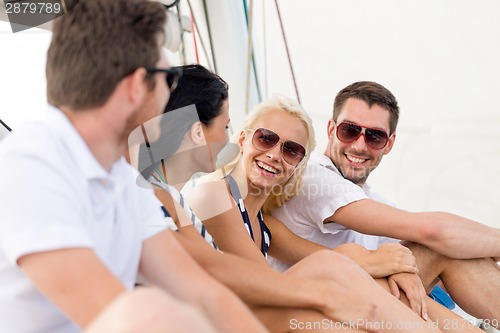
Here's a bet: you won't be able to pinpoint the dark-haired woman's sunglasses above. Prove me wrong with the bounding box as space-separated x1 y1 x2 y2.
335 122 390 149
246 127 306 166
145 67 183 91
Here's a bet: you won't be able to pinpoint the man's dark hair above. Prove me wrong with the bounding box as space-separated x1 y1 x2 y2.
46 0 167 110
333 81 399 134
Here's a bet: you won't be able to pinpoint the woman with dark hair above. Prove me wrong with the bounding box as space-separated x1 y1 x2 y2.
137 64 231 186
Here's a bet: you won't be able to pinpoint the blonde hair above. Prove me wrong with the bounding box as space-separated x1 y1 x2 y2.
225 94 316 214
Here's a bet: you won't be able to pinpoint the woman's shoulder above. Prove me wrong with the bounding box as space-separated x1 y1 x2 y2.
183 171 228 199
183 175 235 221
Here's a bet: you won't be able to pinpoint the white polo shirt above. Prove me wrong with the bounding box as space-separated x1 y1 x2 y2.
0 106 174 333
269 151 397 271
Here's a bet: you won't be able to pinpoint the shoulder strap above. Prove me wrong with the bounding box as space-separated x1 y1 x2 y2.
226 174 245 212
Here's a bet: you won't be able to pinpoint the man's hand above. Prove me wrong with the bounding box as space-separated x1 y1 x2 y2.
334 242 419 278
387 272 428 320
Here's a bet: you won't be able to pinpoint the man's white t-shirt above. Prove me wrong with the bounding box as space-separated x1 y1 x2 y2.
269 151 397 271
0 107 175 332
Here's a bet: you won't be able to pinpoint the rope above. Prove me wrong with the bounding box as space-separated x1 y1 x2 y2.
244 0 254 114
274 0 301 103
187 0 213 69
242 0 263 104
189 12 200 63
0 119 12 132
175 3 187 65
262 0 268 99
202 0 218 72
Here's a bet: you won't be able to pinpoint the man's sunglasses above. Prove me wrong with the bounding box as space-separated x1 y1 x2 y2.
335 122 390 150
246 127 306 166
146 67 183 91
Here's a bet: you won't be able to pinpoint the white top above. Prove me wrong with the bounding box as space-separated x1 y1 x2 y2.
0 106 174 333
269 151 397 271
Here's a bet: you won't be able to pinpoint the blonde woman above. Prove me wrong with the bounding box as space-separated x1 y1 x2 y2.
185 94 482 333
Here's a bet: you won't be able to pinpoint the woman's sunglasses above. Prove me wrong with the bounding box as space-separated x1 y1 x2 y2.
335 122 390 150
246 127 306 166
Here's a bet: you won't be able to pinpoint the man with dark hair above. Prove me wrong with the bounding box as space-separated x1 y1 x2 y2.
271 81 500 325
0 1 267 332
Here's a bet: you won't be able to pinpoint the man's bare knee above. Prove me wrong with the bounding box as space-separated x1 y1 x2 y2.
402 241 441 260
401 241 448 288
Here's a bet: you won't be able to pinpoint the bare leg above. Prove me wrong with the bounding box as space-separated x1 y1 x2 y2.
287 250 480 332
404 241 500 325
375 281 483 333
85 287 217 333
253 307 368 333
426 299 483 333
284 250 439 333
